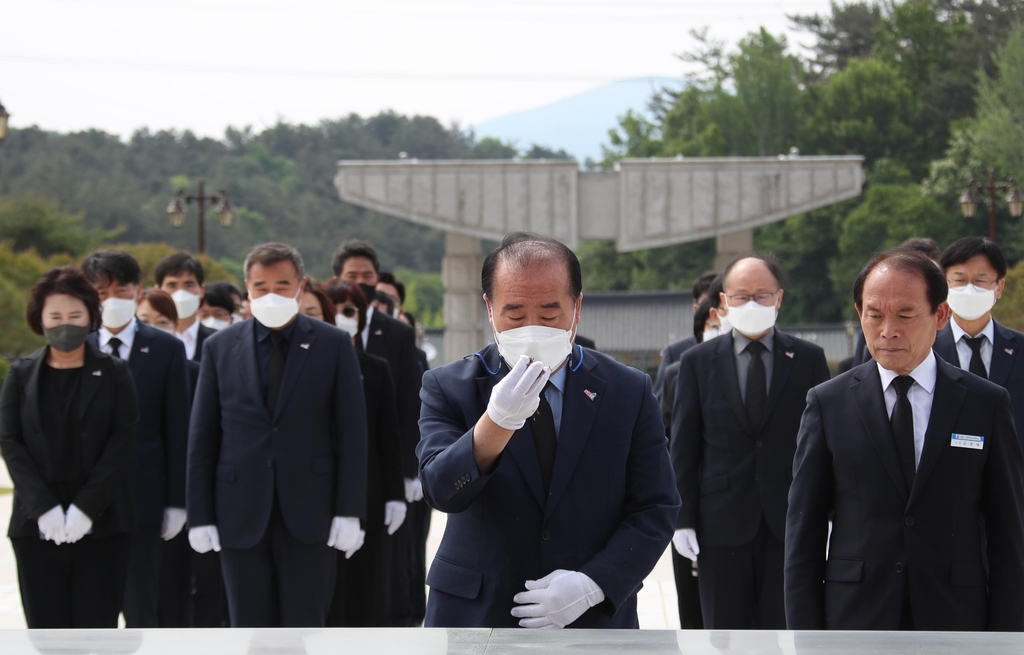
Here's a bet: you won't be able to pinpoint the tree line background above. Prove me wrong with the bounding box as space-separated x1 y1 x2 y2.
2 0 1024 375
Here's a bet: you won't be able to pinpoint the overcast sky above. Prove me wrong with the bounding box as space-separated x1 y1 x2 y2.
1 0 835 140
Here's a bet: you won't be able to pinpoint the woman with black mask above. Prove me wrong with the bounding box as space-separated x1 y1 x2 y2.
0 266 138 628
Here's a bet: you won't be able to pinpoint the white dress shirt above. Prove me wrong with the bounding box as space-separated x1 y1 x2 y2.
950 317 994 376
360 305 375 350
177 318 200 360
877 351 937 468
99 317 137 360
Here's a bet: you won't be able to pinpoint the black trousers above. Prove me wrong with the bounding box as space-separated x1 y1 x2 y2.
157 528 192 627
191 550 230 627
219 500 337 627
408 500 431 623
671 548 704 629
12 533 130 628
389 520 413 626
327 525 392 626
122 524 162 627
696 517 785 629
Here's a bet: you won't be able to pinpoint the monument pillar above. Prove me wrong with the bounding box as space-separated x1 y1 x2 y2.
442 232 486 363
715 229 754 271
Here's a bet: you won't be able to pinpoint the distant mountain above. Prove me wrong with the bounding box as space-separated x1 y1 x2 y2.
473 77 682 164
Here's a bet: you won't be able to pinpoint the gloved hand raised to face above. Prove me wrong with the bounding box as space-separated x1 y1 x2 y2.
510 569 606 629
673 528 700 562
327 516 365 559
189 525 221 554
384 501 407 536
38 505 66 545
487 355 551 430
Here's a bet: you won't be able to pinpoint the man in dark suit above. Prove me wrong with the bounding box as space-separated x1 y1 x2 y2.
785 248 1024 631
417 233 679 629
934 237 1024 448
187 243 368 627
333 240 424 625
154 252 216 363
671 256 830 629
654 271 718 405
81 250 191 628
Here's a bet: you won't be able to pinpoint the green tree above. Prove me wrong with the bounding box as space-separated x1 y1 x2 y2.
0 196 119 258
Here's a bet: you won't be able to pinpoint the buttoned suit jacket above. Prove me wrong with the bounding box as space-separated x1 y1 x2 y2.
187 314 368 549
671 329 830 547
785 357 1024 631
416 344 680 628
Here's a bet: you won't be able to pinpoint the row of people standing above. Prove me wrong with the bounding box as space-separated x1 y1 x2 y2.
0 240 430 629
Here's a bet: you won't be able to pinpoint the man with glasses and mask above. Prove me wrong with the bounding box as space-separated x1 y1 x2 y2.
416 232 679 629
934 237 1024 449
187 242 368 627
671 255 829 629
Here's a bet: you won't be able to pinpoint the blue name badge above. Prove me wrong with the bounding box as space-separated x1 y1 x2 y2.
950 433 985 450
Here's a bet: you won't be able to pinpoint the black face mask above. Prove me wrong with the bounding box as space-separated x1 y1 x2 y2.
43 324 91 353
358 283 377 303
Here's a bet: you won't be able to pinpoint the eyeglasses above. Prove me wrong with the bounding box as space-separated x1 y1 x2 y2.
339 306 358 318
726 292 778 306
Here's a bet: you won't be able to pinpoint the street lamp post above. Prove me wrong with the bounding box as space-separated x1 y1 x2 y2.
0 98 9 142
958 169 1024 243
165 180 234 255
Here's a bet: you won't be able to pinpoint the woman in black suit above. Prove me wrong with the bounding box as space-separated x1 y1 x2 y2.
319 280 407 626
0 266 138 628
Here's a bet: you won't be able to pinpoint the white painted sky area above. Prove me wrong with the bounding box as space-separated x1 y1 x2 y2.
0 0 835 140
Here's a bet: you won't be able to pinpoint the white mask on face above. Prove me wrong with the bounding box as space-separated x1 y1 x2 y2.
946 284 997 322
725 300 778 337
250 286 302 330
231 312 245 324
201 317 231 332
335 313 359 335
155 325 176 336
717 312 732 335
171 289 201 320
702 326 722 343
491 303 578 370
101 297 137 329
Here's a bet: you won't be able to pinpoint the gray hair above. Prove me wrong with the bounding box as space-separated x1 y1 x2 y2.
243 243 305 281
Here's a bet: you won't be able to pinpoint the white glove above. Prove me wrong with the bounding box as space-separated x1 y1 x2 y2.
161 507 188 541
63 504 93 544
384 501 407 535
404 477 423 502
510 569 605 629
327 516 365 559
487 355 550 430
189 525 222 554
673 528 700 562
38 505 66 545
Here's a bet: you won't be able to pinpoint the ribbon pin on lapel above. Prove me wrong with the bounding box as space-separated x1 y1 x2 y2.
140 347 149 354
374 329 383 336
785 352 795 359
92 370 102 377
1006 348 1014 356
584 389 597 401
300 343 310 350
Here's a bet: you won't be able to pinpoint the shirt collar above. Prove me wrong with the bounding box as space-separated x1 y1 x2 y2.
179 317 200 342
950 316 994 345
732 327 775 356
877 350 937 395
548 360 568 394
256 316 300 343
99 316 137 348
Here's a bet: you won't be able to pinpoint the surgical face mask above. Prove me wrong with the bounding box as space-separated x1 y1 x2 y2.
717 312 732 335
725 300 778 337
335 313 360 335
201 316 232 332
946 284 997 321
171 289 201 320
250 287 301 329
231 312 245 324
44 324 91 353
491 304 578 370
702 326 723 343
101 297 136 329
357 283 377 303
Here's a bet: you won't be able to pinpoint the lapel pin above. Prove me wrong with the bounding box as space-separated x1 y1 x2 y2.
92 370 102 377
140 347 149 354
374 329 383 336
300 343 310 350
1006 348 1014 356
584 389 597 401
785 352 795 359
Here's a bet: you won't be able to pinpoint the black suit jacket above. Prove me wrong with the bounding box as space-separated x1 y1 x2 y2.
365 309 422 479
187 314 368 549
192 323 216 363
933 320 1024 451
0 343 139 538
785 357 1024 631
356 350 405 529
671 329 830 547
88 322 190 526
654 335 699 405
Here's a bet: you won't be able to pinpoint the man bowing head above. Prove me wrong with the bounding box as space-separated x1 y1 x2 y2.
416 232 679 629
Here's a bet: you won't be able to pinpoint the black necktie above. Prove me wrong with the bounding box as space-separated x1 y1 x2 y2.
531 386 558 498
965 336 988 379
354 334 364 352
108 337 123 359
266 332 286 415
890 376 916 491
745 341 768 432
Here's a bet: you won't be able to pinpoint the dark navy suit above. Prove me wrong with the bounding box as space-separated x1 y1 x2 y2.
87 321 190 628
933 320 1024 450
187 313 368 626
417 344 679 628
